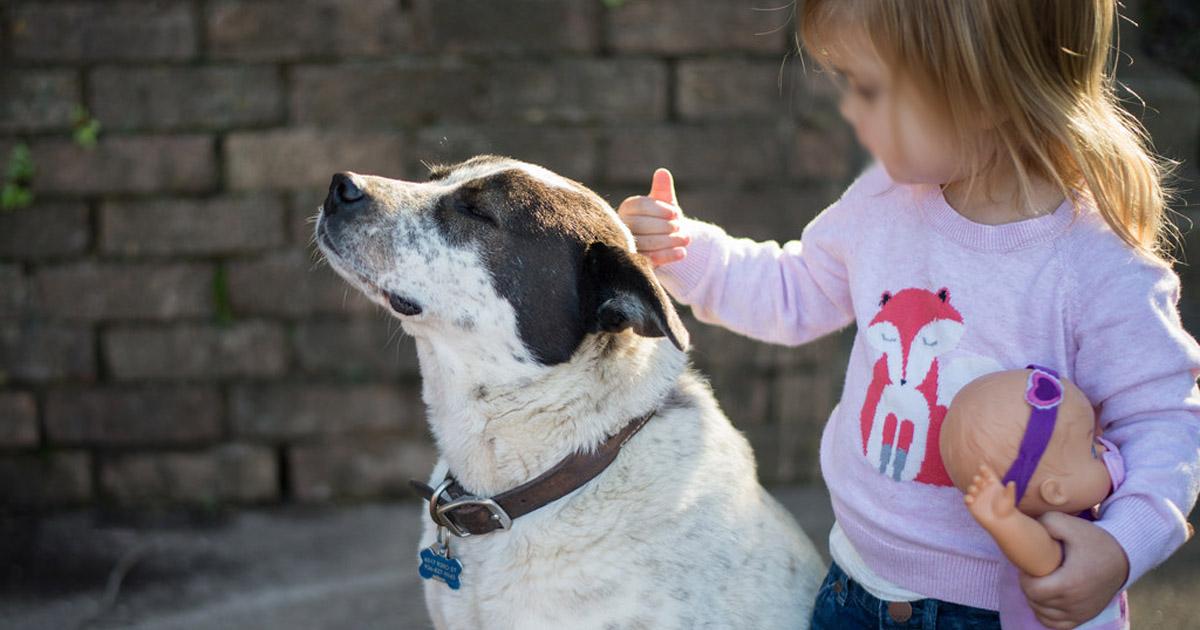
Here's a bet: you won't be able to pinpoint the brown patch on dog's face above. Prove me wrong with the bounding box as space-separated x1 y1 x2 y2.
317 155 686 366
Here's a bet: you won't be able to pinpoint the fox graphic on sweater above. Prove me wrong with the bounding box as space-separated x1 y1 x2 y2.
858 287 973 486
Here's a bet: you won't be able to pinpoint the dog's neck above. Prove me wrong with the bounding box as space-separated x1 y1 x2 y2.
413 331 685 497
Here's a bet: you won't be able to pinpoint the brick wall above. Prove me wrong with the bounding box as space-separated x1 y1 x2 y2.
1 0 1196 511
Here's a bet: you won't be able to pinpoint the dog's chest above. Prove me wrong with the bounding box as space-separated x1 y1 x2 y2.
422 518 659 627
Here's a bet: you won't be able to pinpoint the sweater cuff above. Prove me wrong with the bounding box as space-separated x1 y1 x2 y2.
652 218 726 304
1094 494 1189 590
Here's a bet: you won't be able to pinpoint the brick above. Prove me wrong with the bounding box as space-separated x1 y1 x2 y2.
679 185 842 242
10 2 196 61
290 437 436 502
30 135 217 195
764 371 837 483
678 59 792 120
90 66 283 131
100 194 285 257
0 391 38 447
0 265 25 318
34 261 214 321
225 129 405 190
45 386 221 446
105 322 287 380
486 59 667 123
227 249 376 318
230 383 423 440
423 0 597 54
412 126 598 183
100 444 277 505
292 60 486 128
294 319 420 379
604 125 786 185
0 202 90 259
207 0 413 61
0 69 79 132
1116 57 1200 167
0 451 91 508
0 322 95 382
703 363 774 427
790 125 857 182
606 0 788 54
288 190 327 244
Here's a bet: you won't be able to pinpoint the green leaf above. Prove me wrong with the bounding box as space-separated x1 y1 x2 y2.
71 106 101 149
1 183 33 211
6 143 34 183
212 266 235 327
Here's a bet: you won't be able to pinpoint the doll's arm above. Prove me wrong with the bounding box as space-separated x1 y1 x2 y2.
964 463 1063 576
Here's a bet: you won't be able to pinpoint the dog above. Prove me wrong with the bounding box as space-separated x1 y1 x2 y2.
315 155 824 629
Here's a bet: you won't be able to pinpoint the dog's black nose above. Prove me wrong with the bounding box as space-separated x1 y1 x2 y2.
325 172 364 215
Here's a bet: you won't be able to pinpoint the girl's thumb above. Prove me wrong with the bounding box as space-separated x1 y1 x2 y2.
649 168 677 206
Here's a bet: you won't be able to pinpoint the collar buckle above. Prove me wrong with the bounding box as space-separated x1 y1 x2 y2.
428 479 513 537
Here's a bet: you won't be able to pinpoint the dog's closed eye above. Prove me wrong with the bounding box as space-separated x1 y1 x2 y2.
455 200 497 225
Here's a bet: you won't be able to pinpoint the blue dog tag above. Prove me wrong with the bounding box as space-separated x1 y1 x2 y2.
419 545 463 590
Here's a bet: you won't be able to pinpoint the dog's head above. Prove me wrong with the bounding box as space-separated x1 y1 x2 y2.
315 155 688 367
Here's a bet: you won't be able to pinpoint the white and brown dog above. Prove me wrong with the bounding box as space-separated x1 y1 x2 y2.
315 155 823 629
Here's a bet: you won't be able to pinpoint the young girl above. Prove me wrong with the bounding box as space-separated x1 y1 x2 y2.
617 0 1200 627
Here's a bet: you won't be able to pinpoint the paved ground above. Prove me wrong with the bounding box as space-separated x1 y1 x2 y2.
2 485 1197 629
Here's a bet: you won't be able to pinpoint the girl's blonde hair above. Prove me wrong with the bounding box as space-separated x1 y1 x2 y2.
800 0 1180 266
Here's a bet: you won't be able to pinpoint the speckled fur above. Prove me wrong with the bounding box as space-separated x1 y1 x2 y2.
316 156 823 629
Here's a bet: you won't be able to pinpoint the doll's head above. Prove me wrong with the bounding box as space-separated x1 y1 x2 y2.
940 367 1112 517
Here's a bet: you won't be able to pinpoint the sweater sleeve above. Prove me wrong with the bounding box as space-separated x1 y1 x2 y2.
650 169 870 347
1070 253 1200 590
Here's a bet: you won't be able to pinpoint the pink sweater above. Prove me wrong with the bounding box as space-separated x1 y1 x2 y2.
654 163 1200 610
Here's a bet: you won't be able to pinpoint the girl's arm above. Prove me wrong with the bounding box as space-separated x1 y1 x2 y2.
652 164 886 346
1069 248 1200 590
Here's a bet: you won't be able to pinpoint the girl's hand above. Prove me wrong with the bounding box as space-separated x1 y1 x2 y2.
616 168 691 268
1017 511 1130 629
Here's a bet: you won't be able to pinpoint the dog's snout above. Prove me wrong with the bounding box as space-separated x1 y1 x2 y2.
325 172 365 215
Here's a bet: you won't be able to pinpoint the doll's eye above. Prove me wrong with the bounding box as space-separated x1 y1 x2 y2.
881 333 897 342
922 337 938 347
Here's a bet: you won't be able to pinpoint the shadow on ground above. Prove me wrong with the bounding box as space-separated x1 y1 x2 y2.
2 485 1197 629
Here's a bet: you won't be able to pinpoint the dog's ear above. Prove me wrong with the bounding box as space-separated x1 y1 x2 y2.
581 241 689 352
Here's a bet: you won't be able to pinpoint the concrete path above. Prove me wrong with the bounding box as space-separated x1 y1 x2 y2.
2 485 1196 629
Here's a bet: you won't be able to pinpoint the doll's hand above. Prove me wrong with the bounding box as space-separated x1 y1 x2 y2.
963 463 1017 528
1017 511 1129 629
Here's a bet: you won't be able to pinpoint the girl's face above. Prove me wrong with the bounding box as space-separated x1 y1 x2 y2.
824 35 962 185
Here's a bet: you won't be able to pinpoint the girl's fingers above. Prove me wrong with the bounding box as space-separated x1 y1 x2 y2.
635 233 690 251
644 247 687 267
624 215 679 236
619 196 678 219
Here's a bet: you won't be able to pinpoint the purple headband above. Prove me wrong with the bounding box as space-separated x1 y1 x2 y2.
1000 364 1063 505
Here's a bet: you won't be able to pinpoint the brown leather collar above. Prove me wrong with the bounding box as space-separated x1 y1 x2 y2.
410 409 657 537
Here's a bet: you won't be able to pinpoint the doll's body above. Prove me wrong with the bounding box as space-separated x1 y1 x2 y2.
940 366 1129 629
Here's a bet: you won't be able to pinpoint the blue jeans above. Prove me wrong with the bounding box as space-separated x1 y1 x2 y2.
810 561 1001 629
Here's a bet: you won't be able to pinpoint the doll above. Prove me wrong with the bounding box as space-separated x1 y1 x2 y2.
940 365 1129 630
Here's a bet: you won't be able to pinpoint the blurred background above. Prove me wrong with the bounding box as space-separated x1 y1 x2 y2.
0 0 1197 628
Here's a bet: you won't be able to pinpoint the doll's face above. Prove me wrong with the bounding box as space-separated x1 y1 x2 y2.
1021 413 1112 516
